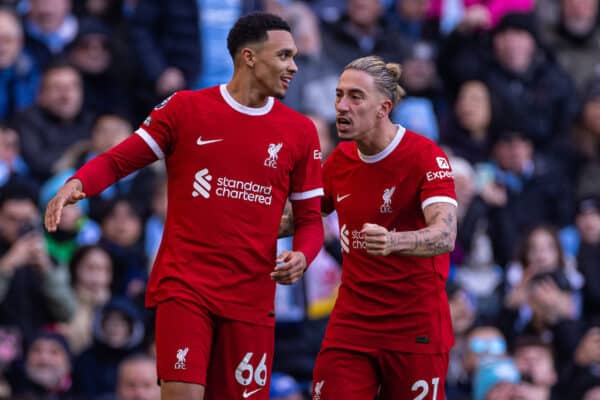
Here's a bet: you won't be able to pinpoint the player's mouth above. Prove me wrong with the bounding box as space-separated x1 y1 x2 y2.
336 116 352 132
281 76 292 89
336 116 351 126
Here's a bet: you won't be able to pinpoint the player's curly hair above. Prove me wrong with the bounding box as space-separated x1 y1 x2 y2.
344 56 406 107
227 12 291 59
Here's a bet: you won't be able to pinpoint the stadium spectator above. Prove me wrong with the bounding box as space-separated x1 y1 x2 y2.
23 0 79 68
513 336 559 400
428 0 534 34
58 245 114 355
311 55 456 399
97 197 146 301
500 225 581 368
541 0 600 91
570 75 600 199
68 17 133 120
386 0 439 42
482 131 573 266
448 325 508 399
472 357 520 400
446 284 477 400
449 157 503 321
439 12 579 152
8 330 73 399
561 321 600 399
44 12 324 400
281 2 339 124
576 197 600 323
0 123 28 187
0 8 40 121
115 353 160 400
0 178 76 344
391 41 442 142
12 63 93 183
73 296 145 398
321 0 412 72
441 80 496 165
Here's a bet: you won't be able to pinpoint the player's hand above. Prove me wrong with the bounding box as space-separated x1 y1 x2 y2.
44 179 86 232
361 223 393 256
271 250 306 285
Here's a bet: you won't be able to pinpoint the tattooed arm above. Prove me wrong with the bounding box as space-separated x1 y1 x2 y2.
362 202 457 257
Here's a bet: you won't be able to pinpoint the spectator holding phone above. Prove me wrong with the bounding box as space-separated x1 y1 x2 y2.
0 178 76 343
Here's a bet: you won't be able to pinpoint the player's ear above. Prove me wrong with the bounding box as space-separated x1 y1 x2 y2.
378 99 393 118
241 47 256 68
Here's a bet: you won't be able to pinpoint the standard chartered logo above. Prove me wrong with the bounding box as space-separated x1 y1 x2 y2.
192 169 212 198
191 169 273 205
340 224 369 253
340 224 350 253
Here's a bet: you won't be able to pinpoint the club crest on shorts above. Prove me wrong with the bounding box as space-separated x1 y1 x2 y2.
313 380 325 400
174 347 189 370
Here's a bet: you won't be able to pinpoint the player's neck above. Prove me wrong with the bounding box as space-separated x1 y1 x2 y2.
226 76 270 108
356 121 398 156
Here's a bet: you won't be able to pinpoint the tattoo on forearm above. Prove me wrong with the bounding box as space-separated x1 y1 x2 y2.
390 211 457 256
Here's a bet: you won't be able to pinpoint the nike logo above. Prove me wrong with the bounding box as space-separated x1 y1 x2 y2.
197 137 223 146
242 388 263 398
337 193 351 202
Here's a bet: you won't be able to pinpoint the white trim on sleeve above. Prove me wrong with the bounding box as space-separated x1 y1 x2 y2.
290 188 324 200
421 196 458 210
135 128 165 160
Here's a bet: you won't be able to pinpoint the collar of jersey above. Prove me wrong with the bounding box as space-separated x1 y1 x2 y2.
358 125 406 164
220 84 274 116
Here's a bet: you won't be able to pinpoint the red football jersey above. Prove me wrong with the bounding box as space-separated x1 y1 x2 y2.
322 126 456 353
136 86 323 326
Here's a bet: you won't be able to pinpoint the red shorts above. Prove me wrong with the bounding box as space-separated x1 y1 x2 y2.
312 345 448 400
155 299 274 400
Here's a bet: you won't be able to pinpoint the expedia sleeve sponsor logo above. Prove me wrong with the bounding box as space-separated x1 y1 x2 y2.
426 170 453 181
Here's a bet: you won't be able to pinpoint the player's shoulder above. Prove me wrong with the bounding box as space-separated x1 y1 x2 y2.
326 141 356 164
403 128 439 150
180 86 221 102
272 100 313 126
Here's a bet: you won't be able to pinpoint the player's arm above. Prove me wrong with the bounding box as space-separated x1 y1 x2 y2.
362 202 457 257
272 197 324 285
277 200 294 238
45 133 159 231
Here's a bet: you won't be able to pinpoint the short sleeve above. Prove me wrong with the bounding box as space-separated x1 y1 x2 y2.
134 92 183 159
418 143 457 209
289 119 324 201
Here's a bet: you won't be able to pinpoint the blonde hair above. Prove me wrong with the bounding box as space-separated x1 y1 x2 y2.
344 56 406 107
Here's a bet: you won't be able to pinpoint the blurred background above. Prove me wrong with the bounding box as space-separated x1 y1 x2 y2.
0 0 599 399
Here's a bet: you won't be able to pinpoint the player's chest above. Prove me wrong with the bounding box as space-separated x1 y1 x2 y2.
330 165 417 224
174 116 295 176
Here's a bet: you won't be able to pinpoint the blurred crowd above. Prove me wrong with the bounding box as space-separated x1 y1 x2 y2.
0 0 599 399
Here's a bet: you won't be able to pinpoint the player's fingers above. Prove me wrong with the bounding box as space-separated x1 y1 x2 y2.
66 190 86 205
275 250 292 264
44 199 63 232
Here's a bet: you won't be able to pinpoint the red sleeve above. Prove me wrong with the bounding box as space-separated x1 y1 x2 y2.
418 143 457 210
71 133 158 196
321 154 334 214
289 118 324 201
72 92 183 196
291 196 324 267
